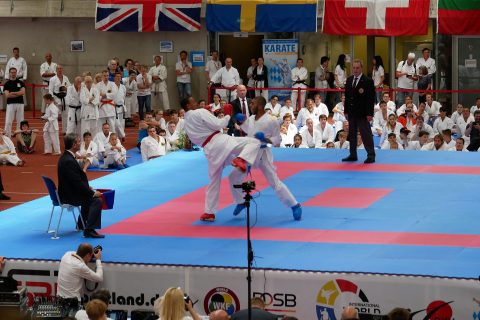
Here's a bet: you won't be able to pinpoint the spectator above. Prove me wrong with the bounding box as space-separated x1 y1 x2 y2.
421 133 450 151
372 55 385 103
85 299 108 320
456 107 474 136
0 128 24 166
14 120 37 153
230 297 277 320
253 57 268 100
442 129 455 149
300 118 315 148
341 306 359 320
209 94 222 113
58 134 104 238
334 131 349 149
382 133 404 150
107 59 118 81
425 93 442 124
455 137 466 151
137 118 149 150
396 95 418 117
326 141 335 148
154 110 167 131
281 114 298 146
297 98 320 129
149 55 169 110
396 52 418 106
470 97 480 114
3 67 26 137
265 95 281 118
334 54 347 103
411 116 434 142
417 65 432 105
41 93 61 155
209 309 229 320
292 133 307 148
379 114 402 147
141 125 169 162
433 107 454 134
137 65 153 120
465 110 480 151
103 133 127 169
205 50 222 99
96 70 117 133
112 72 127 141
80 76 100 138
210 57 240 102
123 70 138 119
228 85 251 136
279 98 295 120
375 92 396 113
314 114 335 148
154 287 201 320
291 58 308 110
372 101 391 137
76 289 112 320
176 50 193 102
123 58 134 78
57 243 103 300
387 307 410 320
49 64 71 134
314 94 329 117
39 52 57 113
315 56 330 102
76 131 99 172
332 93 346 130
66 76 83 136
416 47 436 76
0 172 10 200
5 47 27 82
399 127 421 150
94 123 112 160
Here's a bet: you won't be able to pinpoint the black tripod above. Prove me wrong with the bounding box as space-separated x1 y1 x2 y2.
234 180 256 320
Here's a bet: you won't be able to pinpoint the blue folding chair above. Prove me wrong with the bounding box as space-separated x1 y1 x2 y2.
41 176 85 240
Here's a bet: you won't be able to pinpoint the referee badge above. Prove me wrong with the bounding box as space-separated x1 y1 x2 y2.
359 88 364 94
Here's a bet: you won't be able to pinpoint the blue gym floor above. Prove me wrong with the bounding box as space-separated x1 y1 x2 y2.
1 148 479 279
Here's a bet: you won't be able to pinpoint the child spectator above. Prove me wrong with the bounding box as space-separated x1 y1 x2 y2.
76 132 99 172
14 120 38 153
41 94 61 155
334 131 349 149
103 133 127 169
291 133 307 148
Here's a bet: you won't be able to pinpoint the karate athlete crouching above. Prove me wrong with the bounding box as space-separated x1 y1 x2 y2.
182 96 262 222
230 96 302 221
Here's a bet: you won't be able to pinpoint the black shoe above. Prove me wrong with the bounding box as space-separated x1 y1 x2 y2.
364 157 375 164
0 193 11 200
83 229 105 238
342 156 358 162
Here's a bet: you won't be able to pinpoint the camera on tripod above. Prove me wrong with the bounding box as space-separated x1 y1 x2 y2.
233 181 256 192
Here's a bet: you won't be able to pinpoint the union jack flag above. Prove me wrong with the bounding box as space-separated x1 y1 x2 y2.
95 0 202 32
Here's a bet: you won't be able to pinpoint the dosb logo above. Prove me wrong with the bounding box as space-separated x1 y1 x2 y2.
253 292 297 312
204 287 240 316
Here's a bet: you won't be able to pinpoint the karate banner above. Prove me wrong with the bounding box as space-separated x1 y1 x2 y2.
262 39 298 103
323 0 430 36
3 259 480 319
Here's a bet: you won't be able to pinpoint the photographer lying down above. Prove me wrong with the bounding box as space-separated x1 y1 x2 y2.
57 243 103 302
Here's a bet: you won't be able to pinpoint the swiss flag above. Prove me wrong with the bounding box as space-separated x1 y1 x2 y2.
323 0 431 36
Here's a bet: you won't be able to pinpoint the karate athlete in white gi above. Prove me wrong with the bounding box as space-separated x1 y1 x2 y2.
230 96 302 221
96 70 117 133
48 65 70 134
112 73 127 140
80 76 100 138
183 96 261 222
65 76 83 136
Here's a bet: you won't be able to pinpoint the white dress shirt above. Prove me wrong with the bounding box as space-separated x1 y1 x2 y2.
211 66 240 87
57 252 103 299
205 59 222 82
416 57 436 75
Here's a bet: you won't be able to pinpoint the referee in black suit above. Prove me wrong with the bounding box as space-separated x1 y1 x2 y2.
342 59 376 163
228 84 252 136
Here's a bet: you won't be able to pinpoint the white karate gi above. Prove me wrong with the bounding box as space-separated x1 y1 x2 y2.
140 135 169 162
149 64 169 110
65 85 82 136
49 75 71 133
290 67 308 109
314 123 335 148
211 66 240 101
113 83 126 139
103 141 126 167
94 131 112 159
40 61 57 112
80 86 100 138
184 108 260 214
229 113 297 208
0 135 21 165
123 77 138 118
96 81 117 132
76 140 99 168
42 102 60 153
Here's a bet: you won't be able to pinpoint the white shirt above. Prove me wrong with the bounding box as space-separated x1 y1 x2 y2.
456 115 474 136
280 123 298 147
40 61 57 83
94 131 112 154
141 135 168 161
149 64 168 92
401 140 421 150
315 65 328 89
372 65 385 87
123 77 138 96
412 123 434 140
6 56 27 80
396 103 418 116
176 60 192 83
334 65 347 88
66 85 82 107
372 110 393 132
315 103 329 117
246 65 255 87
314 123 335 147
374 100 396 113
205 59 222 81
381 141 404 150
49 75 71 106
426 101 442 116
433 116 454 134
334 140 350 149
470 105 480 114
279 105 295 120
396 61 416 89
265 102 281 117
77 141 99 165
291 67 308 87
136 74 152 96
211 66 240 87
300 129 315 148
57 252 103 299
296 108 320 128
416 57 436 75
421 142 451 151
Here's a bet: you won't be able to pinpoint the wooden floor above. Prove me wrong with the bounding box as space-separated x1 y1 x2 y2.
0 110 140 211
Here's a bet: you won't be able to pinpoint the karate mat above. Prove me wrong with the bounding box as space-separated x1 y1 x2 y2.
1 148 480 279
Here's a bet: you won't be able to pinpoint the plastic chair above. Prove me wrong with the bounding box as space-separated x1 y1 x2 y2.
41 176 85 240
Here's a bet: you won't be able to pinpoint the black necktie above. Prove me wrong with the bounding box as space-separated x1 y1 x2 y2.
353 77 359 88
242 99 246 115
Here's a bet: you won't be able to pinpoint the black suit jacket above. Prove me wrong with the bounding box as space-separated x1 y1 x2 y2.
57 151 94 206
228 97 252 135
344 74 375 118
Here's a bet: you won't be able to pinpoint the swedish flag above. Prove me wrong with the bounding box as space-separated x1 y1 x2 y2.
206 0 318 32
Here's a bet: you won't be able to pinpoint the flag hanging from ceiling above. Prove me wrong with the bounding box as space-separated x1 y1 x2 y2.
95 0 202 32
323 0 430 36
206 0 318 33
438 0 480 35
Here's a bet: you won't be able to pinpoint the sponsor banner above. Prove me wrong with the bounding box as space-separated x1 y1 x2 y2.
262 39 298 103
3 260 479 319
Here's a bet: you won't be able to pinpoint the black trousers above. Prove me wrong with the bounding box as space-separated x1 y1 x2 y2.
0 172 4 193
80 197 103 230
348 116 376 158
